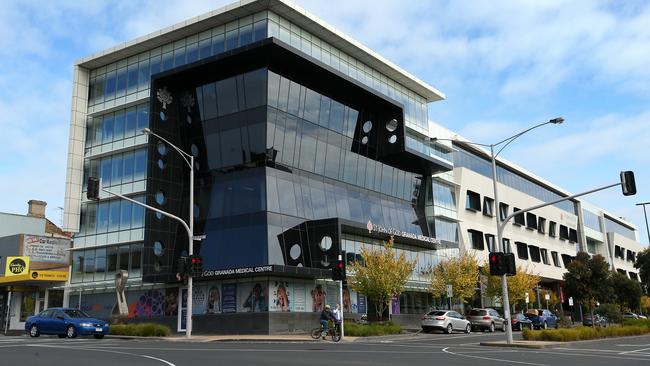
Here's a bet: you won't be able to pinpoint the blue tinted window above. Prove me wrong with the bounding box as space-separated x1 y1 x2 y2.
253 20 267 41
201 83 218 120
104 70 116 100
162 52 173 71
136 105 148 131
138 60 150 90
319 96 331 129
108 200 120 231
329 100 344 133
212 33 225 54
113 112 125 140
239 24 253 46
303 88 320 124
111 155 123 186
268 71 280 108
132 196 144 228
102 114 114 143
276 177 297 216
186 42 199 63
220 127 243 167
96 202 109 233
122 151 134 182
216 77 238 116
116 67 127 97
174 47 186 67
244 69 267 109
225 30 237 50
134 150 146 181
125 107 137 137
286 81 301 116
120 200 132 230
149 55 161 76
199 39 211 60
127 64 138 94
100 157 112 186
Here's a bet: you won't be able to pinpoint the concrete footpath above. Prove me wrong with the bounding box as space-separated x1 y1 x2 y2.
105 334 360 343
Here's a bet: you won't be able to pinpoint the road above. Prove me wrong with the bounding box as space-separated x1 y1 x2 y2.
2 331 650 366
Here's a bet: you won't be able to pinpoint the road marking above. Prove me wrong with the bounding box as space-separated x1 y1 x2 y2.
442 347 549 366
619 346 650 355
26 344 177 366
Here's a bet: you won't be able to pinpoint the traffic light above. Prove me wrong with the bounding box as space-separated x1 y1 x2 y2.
503 253 516 276
177 256 189 278
489 252 504 276
332 259 346 281
87 177 100 200
190 255 203 276
620 171 636 196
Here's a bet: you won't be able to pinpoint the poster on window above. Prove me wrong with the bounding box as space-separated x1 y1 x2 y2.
391 294 400 315
221 283 237 313
164 288 179 316
205 285 221 314
192 285 207 315
293 282 306 312
343 287 358 313
239 282 268 312
326 283 338 308
270 280 291 312
357 293 367 314
309 283 326 312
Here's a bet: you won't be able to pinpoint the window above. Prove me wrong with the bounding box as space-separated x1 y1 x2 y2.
466 190 481 211
630 272 639 281
468 229 484 250
529 245 541 262
559 225 569 240
526 213 538 230
502 238 512 253
485 234 496 252
616 268 627 275
499 202 509 221
516 242 529 260
549 221 557 237
538 217 546 234
513 207 525 226
569 228 578 243
627 250 636 262
540 248 550 265
551 251 561 267
615 245 623 259
482 197 494 217
561 254 573 268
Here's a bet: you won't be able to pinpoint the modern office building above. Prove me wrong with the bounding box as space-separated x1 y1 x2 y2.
62 0 644 334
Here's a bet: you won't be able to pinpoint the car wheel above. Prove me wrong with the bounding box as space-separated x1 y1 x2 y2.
446 323 453 334
465 324 471 334
58 334 66 338
542 322 548 330
501 322 507 332
29 325 40 337
66 325 77 339
93 334 105 339
489 322 495 333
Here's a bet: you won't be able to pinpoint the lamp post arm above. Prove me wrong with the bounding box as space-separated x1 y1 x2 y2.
146 130 192 168
497 182 622 238
100 187 193 243
494 121 554 158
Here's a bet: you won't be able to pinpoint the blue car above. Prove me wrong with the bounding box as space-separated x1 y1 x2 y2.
25 307 109 339
525 309 559 330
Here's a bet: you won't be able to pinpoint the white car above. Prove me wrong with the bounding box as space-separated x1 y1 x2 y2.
421 310 471 334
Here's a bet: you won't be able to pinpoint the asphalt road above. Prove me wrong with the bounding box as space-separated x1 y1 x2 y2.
3 331 650 366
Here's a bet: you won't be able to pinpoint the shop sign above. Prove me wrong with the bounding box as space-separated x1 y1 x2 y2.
23 235 71 263
29 271 68 281
366 220 441 246
202 265 273 278
5 256 30 276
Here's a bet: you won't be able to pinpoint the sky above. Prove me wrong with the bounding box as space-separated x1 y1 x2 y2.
0 0 648 244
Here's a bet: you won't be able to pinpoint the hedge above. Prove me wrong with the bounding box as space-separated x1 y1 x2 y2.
344 322 402 336
522 324 650 342
109 323 172 337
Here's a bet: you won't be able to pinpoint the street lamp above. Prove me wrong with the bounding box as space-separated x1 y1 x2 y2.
636 202 650 245
433 117 564 344
142 127 195 338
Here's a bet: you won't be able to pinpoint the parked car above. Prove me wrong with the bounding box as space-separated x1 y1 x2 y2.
25 307 109 339
525 309 559 330
467 308 506 332
623 312 639 319
421 310 471 334
583 314 608 327
639 315 648 319
511 313 533 331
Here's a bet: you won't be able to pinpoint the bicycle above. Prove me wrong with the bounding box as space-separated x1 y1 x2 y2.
310 322 341 342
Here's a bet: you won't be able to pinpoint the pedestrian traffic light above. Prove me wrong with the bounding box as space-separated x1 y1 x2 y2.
87 177 100 200
332 259 346 281
620 171 636 196
190 255 203 276
489 252 504 276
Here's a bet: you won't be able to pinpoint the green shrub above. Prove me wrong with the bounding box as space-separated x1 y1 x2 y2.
109 323 171 337
522 325 650 342
622 318 650 329
594 304 622 323
344 322 402 337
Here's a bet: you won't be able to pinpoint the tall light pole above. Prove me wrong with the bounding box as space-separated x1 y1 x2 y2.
143 128 195 338
637 202 650 245
434 117 564 344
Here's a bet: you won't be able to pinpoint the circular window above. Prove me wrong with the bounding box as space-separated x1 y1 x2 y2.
361 136 369 145
194 161 201 171
289 244 301 260
193 203 200 218
157 159 166 170
155 212 163 220
155 191 166 205
159 110 168 121
157 141 168 156
362 120 373 133
191 144 199 157
386 119 398 132
186 115 192 124
154 261 162 272
320 256 331 267
388 135 397 144
319 236 332 251
153 241 164 257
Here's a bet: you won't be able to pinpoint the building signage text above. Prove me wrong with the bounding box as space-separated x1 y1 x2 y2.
23 235 71 264
202 265 274 278
367 220 441 246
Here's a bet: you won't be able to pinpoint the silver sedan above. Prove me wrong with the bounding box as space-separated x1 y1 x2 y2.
421 310 471 334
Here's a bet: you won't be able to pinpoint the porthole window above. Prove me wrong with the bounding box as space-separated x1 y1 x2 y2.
186 115 192 124
157 159 166 170
319 236 332 251
155 212 163 220
362 120 373 133
194 161 201 171
155 191 166 205
388 135 397 144
290 244 301 260
191 144 199 157
153 241 164 257
157 141 168 156
154 261 162 272
386 119 398 132
361 136 369 145
159 110 167 121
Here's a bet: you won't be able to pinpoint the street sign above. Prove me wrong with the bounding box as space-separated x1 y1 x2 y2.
568 297 574 306
446 284 453 298
544 293 550 301
525 292 529 304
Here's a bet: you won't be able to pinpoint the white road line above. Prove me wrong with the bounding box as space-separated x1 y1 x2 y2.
527 349 650 361
442 346 549 366
619 346 650 355
26 344 177 366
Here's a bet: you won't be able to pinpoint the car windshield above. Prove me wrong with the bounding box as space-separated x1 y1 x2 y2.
469 309 487 316
63 309 91 318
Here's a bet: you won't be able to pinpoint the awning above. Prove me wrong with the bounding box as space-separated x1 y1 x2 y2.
0 270 68 285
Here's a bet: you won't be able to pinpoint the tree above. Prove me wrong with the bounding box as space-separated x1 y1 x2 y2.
348 236 416 321
429 252 479 306
634 248 650 293
611 272 643 312
564 252 611 327
482 265 540 311
640 295 650 316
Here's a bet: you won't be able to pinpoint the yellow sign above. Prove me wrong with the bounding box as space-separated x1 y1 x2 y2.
0 270 68 285
29 271 68 281
5 256 30 276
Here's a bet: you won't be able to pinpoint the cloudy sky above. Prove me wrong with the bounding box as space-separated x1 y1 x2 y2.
0 0 648 244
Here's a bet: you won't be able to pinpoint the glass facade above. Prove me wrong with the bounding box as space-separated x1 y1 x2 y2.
582 209 602 232
604 216 636 240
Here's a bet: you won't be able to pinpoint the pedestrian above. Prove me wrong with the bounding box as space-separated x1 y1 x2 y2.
333 303 342 333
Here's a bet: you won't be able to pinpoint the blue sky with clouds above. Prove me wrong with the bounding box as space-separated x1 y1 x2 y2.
0 0 648 244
